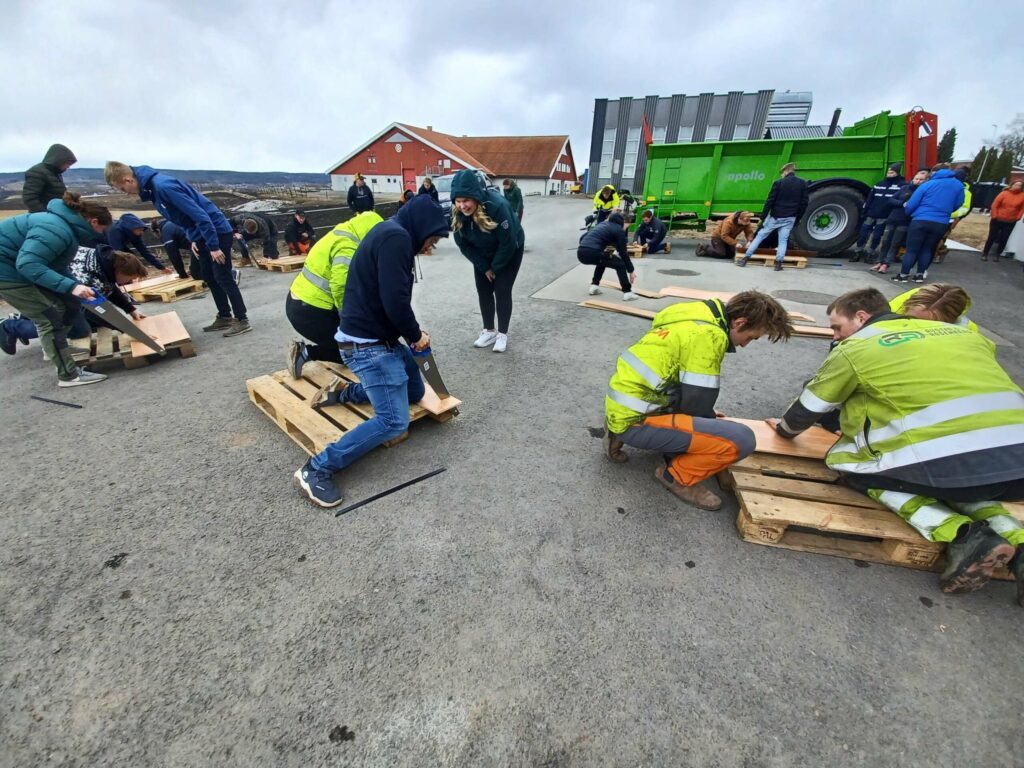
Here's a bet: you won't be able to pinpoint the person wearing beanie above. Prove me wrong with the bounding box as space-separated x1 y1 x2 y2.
578 212 638 300
229 211 280 261
104 212 170 272
850 163 905 262
982 180 1024 262
22 144 77 213
347 174 375 214
450 169 525 353
285 210 316 255
736 162 808 271
292 195 449 508
869 169 929 274
891 163 965 283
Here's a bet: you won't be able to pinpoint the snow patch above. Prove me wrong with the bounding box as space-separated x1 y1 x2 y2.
231 199 288 212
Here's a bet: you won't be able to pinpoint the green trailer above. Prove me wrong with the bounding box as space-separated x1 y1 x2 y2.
639 108 938 253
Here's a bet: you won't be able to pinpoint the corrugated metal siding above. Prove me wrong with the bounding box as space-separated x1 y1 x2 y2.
611 97 632 188
691 93 714 142
633 95 659 192
751 90 775 139
720 91 744 141
666 94 685 143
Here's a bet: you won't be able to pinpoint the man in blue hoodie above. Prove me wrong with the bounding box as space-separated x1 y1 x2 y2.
892 164 965 284
105 162 251 336
851 164 904 262
293 195 450 508
105 212 169 272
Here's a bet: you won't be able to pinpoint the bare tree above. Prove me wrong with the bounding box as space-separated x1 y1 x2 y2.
997 114 1024 167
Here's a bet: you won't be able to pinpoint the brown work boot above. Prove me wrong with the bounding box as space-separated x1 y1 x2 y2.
1012 547 1024 608
603 430 627 463
654 462 722 510
939 521 1016 595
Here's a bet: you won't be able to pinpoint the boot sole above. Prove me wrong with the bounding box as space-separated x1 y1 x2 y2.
654 464 722 511
293 469 344 508
940 539 1016 594
57 377 107 388
603 434 628 463
223 325 252 337
288 343 304 379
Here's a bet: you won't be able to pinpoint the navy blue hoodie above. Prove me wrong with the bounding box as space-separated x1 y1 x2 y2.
339 195 449 345
134 165 232 251
105 212 163 269
862 174 906 219
579 213 632 269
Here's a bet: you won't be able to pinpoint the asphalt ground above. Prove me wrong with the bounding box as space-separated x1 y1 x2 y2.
2 196 1023 766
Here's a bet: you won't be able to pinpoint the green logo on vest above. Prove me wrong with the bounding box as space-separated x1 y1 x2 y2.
879 331 925 346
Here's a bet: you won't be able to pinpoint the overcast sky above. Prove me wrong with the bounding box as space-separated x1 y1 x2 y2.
2 0 1021 174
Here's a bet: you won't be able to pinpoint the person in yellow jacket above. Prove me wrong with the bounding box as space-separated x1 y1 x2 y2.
587 184 620 226
604 291 793 509
286 211 382 378
889 283 978 331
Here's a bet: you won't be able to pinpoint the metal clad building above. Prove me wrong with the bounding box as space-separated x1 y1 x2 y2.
587 90 813 193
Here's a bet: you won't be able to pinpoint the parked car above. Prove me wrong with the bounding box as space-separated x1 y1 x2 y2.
434 170 499 217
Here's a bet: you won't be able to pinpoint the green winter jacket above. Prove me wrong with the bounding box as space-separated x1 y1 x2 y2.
777 314 1024 489
22 144 76 213
450 170 524 274
0 198 97 294
503 183 524 217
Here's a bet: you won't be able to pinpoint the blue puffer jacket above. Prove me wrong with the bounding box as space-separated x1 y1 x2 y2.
134 165 231 251
0 198 97 293
904 169 966 225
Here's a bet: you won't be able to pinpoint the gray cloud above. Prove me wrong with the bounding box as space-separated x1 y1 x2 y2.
2 0 1020 173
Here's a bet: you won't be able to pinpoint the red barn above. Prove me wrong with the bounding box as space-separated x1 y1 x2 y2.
325 123 577 196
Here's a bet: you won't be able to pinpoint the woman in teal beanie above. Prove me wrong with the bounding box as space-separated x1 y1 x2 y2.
450 170 525 353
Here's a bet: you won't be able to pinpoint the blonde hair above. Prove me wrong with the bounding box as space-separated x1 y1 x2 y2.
104 161 134 187
450 201 497 233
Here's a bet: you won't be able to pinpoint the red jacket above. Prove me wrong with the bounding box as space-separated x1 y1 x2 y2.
991 188 1024 222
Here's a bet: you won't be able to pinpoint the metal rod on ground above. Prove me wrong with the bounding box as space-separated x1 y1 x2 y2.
30 395 83 409
334 467 447 517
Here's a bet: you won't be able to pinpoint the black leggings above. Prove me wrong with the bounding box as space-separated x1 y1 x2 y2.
474 246 524 334
578 246 631 292
285 294 342 363
983 220 1016 258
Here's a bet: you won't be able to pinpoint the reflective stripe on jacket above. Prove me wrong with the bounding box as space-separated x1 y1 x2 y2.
289 212 383 310
593 186 620 211
606 299 731 434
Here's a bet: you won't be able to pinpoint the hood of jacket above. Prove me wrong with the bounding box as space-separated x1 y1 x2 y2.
607 212 625 226
393 195 450 254
133 165 160 199
118 212 146 231
46 197 98 245
450 169 487 202
930 169 956 182
651 298 734 351
42 144 76 169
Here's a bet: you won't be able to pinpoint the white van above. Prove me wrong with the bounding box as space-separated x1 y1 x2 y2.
434 170 499 218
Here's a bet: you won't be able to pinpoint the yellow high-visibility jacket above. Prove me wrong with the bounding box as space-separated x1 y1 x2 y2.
593 186 620 212
289 212 382 310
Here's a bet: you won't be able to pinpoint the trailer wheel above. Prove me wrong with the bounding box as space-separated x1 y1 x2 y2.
792 187 863 253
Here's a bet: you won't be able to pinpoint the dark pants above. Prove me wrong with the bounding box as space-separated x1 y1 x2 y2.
196 231 247 320
165 237 202 280
877 223 908 265
474 245 524 334
698 237 736 259
238 225 280 260
842 473 1024 504
578 246 630 292
899 220 947 276
638 233 666 253
285 293 342 364
983 220 1016 258
856 216 886 251
0 282 81 380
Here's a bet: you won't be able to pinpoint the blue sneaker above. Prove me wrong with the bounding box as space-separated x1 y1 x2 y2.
294 460 343 508
288 340 310 379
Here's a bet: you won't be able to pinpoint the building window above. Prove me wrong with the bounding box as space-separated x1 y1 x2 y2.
735 124 751 139
443 159 451 169
598 127 616 176
705 125 721 141
622 127 641 180
678 126 694 141
653 126 667 143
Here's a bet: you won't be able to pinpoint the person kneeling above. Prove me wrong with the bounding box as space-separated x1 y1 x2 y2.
604 291 793 509
696 211 757 259
634 209 671 254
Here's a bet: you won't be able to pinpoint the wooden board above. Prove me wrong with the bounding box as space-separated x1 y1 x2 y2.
724 452 1016 580
129 311 194 358
736 246 816 259
246 360 459 455
257 255 306 272
600 281 664 299
616 284 818 324
68 316 195 370
129 273 181 291
735 253 807 269
723 418 838 459
128 277 206 303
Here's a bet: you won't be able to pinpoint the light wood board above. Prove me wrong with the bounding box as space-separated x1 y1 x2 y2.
723 418 838 459
130 311 192 357
579 300 830 338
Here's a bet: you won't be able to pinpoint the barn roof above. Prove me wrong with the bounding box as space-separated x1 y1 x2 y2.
452 135 571 178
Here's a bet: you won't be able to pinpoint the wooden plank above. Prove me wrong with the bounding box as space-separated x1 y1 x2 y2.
258 255 306 272
128 274 182 292
578 300 656 320
730 453 840 482
600 281 664 299
95 327 114 359
792 324 834 338
129 312 191 358
660 286 735 301
246 375 344 456
723 418 838 459
735 253 807 268
732 472 881 509
736 246 816 259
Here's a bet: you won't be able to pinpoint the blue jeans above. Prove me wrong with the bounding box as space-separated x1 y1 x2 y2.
900 220 947 276
311 344 413 473
743 216 795 261
338 345 425 406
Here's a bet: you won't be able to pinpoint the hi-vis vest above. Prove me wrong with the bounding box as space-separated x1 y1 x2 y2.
593 186 620 212
889 287 978 332
289 212 383 310
606 299 730 434
790 317 1024 487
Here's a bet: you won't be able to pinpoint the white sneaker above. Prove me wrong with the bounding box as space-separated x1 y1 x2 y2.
622 292 639 301
473 329 498 348
587 285 602 296
58 368 107 387
492 333 508 353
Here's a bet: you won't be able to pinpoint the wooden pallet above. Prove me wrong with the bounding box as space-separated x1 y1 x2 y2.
722 453 1020 580
734 252 807 269
257 255 306 272
68 311 195 369
128 277 206 303
246 360 461 455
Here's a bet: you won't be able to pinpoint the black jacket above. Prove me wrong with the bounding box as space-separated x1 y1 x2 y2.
418 184 439 202
863 175 906 219
884 182 918 226
339 196 448 345
633 215 666 244
579 214 633 270
761 174 809 221
284 217 316 246
347 183 375 213
22 144 76 213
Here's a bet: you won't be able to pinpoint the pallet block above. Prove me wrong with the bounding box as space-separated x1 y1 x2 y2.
246 360 460 456
734 253 807 269
68 311 195 370
722 453 1019 580
257 255 306 272
128 277 206 303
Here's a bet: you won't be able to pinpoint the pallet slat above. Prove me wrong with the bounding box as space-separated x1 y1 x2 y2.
257 255 306 272
735 253 807 268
